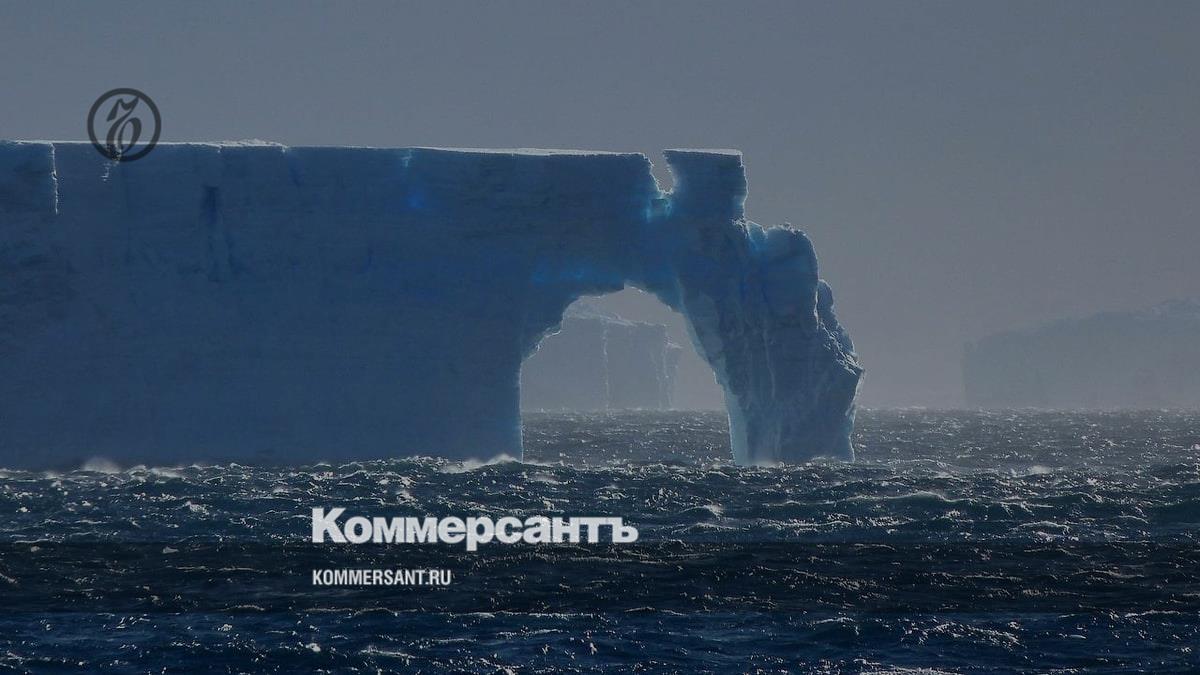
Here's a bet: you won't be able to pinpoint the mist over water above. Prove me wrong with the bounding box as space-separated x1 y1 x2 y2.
1 410 1197 672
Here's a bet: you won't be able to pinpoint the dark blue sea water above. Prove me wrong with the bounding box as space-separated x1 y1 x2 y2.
2 410 1199 673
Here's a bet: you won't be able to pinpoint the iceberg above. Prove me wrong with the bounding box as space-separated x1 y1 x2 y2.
520 303 681 411
0 142 861 468
965 301 1200 409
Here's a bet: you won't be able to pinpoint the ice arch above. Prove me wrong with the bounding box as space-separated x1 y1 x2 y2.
0 142 861 469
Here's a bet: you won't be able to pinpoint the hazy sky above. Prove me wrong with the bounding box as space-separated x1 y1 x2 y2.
2 1 1197 406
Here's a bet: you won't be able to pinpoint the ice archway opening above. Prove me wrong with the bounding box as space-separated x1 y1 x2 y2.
518 289 706 413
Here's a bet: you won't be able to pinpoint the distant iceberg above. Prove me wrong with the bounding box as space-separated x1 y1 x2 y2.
965 301 1200 409
0 142 861 468
520 304 681 411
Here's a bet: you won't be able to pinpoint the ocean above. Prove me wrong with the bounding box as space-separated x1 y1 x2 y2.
1 410 1198 673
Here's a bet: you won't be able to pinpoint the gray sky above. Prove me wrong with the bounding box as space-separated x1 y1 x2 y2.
2 1 1197 406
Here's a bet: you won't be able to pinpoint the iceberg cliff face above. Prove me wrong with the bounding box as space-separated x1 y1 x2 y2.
0 142 861 468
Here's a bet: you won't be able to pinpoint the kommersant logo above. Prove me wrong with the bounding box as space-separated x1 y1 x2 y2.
86 88 161 162
312 508 639 551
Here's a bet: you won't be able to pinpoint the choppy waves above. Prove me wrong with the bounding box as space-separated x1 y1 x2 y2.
1 410 1198 672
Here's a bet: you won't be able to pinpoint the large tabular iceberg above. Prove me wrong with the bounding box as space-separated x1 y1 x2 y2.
965 301 1200 409
0 142 861 468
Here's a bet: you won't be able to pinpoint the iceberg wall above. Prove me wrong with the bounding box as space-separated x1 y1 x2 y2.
965 301 1200 409
0 142 861 468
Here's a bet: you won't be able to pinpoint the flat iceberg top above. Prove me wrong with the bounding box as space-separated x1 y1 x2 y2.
414 146 636 156
3 140 738 160
1 141 753 221
663 148 743 156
